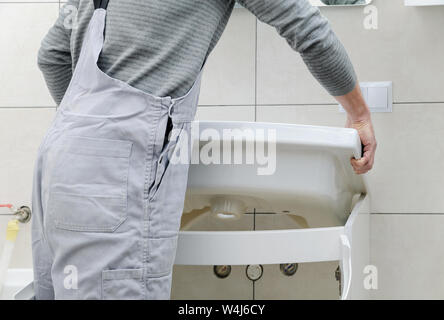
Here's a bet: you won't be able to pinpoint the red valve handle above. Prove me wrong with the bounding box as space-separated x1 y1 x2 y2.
0 204 13 209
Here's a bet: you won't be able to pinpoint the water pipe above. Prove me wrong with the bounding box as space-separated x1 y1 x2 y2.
0 205 31 295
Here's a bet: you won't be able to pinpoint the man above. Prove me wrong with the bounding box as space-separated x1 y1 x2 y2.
33 0 376 300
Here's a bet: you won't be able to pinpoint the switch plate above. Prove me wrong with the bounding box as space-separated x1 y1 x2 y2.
339 81 393 113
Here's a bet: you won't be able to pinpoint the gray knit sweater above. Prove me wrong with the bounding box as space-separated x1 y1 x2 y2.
38 0 357 103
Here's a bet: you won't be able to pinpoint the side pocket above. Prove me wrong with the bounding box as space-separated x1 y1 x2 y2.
50 192 127 232
48 136 132 232
148 122 185 201
102 268 144 300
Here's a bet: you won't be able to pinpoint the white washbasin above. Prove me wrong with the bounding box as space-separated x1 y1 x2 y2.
183 121 366 228
176 121 370 299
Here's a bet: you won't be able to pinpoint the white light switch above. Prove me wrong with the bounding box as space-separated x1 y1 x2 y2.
368 87 388 110
339 81 392 113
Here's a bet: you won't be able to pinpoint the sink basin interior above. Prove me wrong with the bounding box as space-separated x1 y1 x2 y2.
183 121 366 228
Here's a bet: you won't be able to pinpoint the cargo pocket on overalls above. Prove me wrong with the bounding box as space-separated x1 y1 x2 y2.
48 136 132 232
102 268 144 300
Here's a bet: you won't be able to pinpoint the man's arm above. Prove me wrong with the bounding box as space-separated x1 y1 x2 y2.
335 84 376 174
37 3 75 105
237 0 356 96
237 0 376 173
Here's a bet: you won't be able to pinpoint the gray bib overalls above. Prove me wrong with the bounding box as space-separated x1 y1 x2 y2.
31 0 203 299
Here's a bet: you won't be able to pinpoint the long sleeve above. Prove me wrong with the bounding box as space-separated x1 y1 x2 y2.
37 0 357 101
37 3 75 105
237 0 357 96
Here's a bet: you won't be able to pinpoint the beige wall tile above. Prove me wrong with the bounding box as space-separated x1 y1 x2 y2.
371 214 444 299
199 9 256 106
257 21 333 105
257 0 444 105
172 265 253 300
255 262 340 299
0 4 59 107
195 105 255 121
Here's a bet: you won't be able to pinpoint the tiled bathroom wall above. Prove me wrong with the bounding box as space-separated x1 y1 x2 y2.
1 0 444 299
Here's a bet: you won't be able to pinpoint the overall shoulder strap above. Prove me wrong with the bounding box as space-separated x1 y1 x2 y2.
93 0 109 10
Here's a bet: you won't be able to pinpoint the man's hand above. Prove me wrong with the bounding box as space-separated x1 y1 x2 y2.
335 84 377 175
346 116 377 175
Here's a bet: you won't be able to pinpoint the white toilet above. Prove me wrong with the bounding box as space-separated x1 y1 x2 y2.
176 121 370 300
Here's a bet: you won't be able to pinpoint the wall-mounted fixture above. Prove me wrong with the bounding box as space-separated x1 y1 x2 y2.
213 265 232 279
246 265 263 281
0 204 32 296
0 205 31 223
280 263 298 276
405 0 444 6
340 81 393 113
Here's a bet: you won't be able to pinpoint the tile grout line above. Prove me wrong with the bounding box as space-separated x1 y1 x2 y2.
371 212 444 215
393 101 444 105
252 280 255 300
196 101 444 108
248 212 444 215
253 18 258 236
2 101 444 109
254 17 258 123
